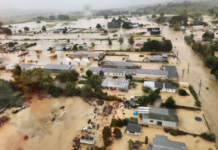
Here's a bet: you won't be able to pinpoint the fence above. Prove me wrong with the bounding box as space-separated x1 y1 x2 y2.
176 105 201 111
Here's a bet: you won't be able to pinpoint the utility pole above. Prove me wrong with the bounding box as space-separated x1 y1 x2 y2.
187 63 190 73
198 80 203 96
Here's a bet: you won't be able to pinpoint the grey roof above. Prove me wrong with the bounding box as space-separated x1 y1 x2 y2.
89 67 168 76
102 61 133 67
54 44 66 51
143 107 178 122
164 66 179 79
152 135 187 150
69 53 101 58
16 43 28 47
146 146 152 150
155 82 177 89
126 123 141 133
6 63 35 70
101 78 130 90
43 64 75 73
130 117 138 124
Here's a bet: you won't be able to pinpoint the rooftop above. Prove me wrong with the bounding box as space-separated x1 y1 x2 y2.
164 66 179 79
130 117 138 124
102 61 133 67
151 134 187 150
101 78 130 90
69 52 101 58
126 122 141 133
43 64 75 73
6 63 35 70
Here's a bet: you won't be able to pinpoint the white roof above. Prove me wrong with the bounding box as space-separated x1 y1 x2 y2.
72 58 80 62
81 58 90 62
64 58 71 62
144 81 155 88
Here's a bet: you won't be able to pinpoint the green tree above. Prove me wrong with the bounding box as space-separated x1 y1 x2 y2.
211 60 218 74
18 30 22 34
24 27 29 32
99 70 104 77
118 119 123 127
204 56 218 68
118 37 124 45
63 27 67 34
127 139 134 150
173 23 181 31
87 75 101 89
96 23 102 29
42 26 46 32
113 127 122 139
67 39 70 44
165 96 176 108
108 39 112 45
122 118 129 126
11 65 21 77
128 36 135 45
91 42 95 47
142 86 152 93
152 14 156 18
103 126 112 146
86 69 93 77
104 15 109 19
63 82 76 97
73 45 78 50
81 85 93 98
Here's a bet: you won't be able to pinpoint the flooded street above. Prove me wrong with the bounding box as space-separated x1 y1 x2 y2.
1 15 218 149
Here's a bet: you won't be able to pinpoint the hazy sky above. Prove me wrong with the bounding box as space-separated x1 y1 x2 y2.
0 0 166 11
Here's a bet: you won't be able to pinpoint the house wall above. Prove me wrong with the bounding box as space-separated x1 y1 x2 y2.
142 118 177 128
126 130 141 136
80 139 95 145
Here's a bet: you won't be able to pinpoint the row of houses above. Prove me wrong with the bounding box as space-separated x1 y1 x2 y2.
100 61 141 69
90 65 179 80
68 52 105 61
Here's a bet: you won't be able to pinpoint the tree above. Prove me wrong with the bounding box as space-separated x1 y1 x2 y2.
63 27 67 34
67 39 70 44
81 85 93 98
87 75 101 90
122 22 132 29
3 28 12 35
118 37 124 45
18 30 22 34
86 70 93 77
202 31 214 39
122 118 129 126
173 23 181 31
108 39 112 45
73 45 78 50
128 36 135 45
103 126 112 146
164 96 176 108
127 139 134 150
42 26 46 32
36 20 41 23
211 60 218 74
63 82 76 97
79 46 83 50
24 27 29 32
49 15 56 20
113 127 122 139
118 119 123 127
152 14 156 18
160 13 165 17
91 42 95 47
96 23 102 29
99 70 104 77
125 74 132 80
55 70 79 82
11 65 21 77
142 86 151 93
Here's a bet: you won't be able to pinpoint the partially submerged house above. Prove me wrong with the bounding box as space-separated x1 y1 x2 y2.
146 134 187 150
124 100 140 108
191 25 205 31
101 78 130 91
90 67 169 79
6 63 37 71
151 30 161 35
101 61 140 69
126 122 141 136
68 52 105 61
147 27 160 31
80 135 95 145
43 64 75 73
15 43 28 50
144 81 177 93
0 44 5 49
163 66 179 81
150 54 168 62
139 107 178 128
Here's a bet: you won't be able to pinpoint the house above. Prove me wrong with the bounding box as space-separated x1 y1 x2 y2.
144 81 177 93
78 44 89 50
43 64 75 73
80 135 95 145
132 23 139 28
6 63 37 71
163 66 179 81
101 78 130 91
101 61 138 69
68 52 105 61
191 25 205 31
89 67 169 79
53 30 61 33
146 134 187 150
126 122 141 136
15 43 28 50
151 30 161 35
139 107 178 128
150 54 168 62
147 27 160 31
63 58 72 65
130 117 138 124
54 44 66 51
135 43 143 48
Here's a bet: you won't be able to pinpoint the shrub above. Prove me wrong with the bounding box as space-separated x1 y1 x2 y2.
189 85 201 107
118 119 124 127
112 76 119 79
170 129 178 136
178 89 189 96
78 80 87 84
200 133 216 142
164 96 176 109
122 118 129 126
142 86 151 93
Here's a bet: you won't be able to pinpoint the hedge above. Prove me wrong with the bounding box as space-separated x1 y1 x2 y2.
189 85 201 107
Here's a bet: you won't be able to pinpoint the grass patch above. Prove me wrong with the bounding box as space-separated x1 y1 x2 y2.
110 30 118 33
189 85 201 107
78 80 87 84
45 24 57 28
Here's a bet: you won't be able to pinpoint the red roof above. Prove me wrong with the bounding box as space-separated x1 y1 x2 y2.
135 43 141 46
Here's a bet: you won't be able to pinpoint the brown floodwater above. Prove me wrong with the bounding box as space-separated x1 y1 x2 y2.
1 15 218 149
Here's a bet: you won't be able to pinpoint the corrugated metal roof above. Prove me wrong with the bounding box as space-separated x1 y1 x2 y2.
164 66 179 79
101 78 129 90
153 135 187 150
69 52 101 58
126 123 141 133
102 61 133 67
6 63 35 70
43 64 74 73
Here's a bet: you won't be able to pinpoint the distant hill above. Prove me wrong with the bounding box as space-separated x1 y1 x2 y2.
0 8 60 18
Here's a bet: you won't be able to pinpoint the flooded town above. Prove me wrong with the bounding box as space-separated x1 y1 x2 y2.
0 0 218 150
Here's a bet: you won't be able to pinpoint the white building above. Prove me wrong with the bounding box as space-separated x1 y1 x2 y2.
6 63 38 71
144 81 177 93
80 135 95 145
71 58 80 66
63 58 72 65
126 122 141 136
80 58 91 66
192 25 205 31
139 107 178 128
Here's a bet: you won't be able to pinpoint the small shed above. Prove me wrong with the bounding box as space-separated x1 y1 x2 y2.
126 122 141 136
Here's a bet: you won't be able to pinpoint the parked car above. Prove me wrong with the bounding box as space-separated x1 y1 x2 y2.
12 110 19 114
